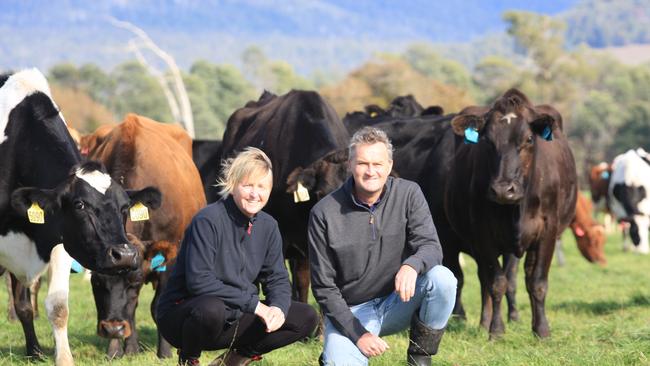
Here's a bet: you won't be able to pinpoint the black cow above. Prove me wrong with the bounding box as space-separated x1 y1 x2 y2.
0 69 158 365
293 90 577 339
191 139 223 203
220 90 349 303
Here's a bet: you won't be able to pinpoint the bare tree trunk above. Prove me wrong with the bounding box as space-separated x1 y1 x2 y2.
108 17 195 138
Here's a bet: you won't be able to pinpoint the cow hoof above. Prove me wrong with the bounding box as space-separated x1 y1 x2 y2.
55 353 75 366
26 346 45 361
124 343 139 355
508 311 520 322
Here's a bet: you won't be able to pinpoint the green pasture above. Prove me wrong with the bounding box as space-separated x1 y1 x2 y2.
0 229 648 365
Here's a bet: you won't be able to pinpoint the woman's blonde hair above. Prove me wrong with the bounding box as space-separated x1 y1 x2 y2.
216 147 273 198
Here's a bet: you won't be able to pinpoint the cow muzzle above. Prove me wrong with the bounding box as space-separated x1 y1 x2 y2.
489 181 524 204
98 319 132 339
107 244 139 270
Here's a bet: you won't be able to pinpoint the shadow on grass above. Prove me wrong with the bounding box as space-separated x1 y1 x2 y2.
552 292 650 315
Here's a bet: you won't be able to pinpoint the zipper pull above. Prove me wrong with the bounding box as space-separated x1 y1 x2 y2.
247 222 252 235
369 214 374 224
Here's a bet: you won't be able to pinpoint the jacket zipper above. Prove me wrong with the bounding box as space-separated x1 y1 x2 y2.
369 213 376 240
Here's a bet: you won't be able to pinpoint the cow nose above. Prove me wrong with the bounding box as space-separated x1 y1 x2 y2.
99 320 129 338
107 244 138 269
490 181 523 203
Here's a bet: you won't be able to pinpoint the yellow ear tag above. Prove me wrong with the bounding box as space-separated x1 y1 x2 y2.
27 203 45 224
370 111 378 118
129 202 150 222
294 182 310 203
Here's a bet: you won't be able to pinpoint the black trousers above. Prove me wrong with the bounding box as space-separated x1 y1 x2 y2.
158 295 318 359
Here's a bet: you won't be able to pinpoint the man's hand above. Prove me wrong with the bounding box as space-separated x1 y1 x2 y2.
254 302 286 332
395 264 418 302
356 332 389 358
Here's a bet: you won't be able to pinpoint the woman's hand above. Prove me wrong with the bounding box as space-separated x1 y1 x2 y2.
254 302 286 332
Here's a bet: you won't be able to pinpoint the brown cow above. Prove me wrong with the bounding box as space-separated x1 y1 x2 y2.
87 114 205 358
570 192 607 265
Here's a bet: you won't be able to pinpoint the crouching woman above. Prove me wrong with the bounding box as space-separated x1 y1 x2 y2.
157 147 318 366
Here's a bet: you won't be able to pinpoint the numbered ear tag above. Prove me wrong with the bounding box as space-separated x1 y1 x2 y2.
542 126 553 141
293 182 310 203
27 203 45 224
129 202 150 222
464 127 479 144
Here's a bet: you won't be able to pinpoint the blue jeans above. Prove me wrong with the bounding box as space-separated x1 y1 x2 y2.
322 265 457 366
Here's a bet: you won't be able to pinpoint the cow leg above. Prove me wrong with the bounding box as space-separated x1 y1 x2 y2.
633 215 650 254
476 268 493 331
503 254 520 322
293 257 311 303
478 259 507 339
10 273 44 360
6 274 17 322
554 239 565 267
151 273 172 358
31 277 41 319
524 238 554 338
46 244 74 366
123 321 139 355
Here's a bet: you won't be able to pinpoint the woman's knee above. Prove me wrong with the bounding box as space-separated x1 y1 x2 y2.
287 302 319 336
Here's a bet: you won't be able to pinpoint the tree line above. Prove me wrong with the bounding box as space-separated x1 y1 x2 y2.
46 10 650 187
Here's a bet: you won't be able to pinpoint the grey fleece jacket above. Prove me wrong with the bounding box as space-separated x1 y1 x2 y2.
308 176 442 343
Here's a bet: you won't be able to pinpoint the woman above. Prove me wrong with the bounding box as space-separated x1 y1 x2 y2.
157 147 318 366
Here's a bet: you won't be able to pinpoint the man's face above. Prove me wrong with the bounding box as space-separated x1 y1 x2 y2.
232 171 273 218
349 142 393 199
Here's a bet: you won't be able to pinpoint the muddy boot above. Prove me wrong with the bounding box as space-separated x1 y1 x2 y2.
407 314 446 366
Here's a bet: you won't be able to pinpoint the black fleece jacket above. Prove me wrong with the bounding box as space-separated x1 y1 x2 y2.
157 196 291 320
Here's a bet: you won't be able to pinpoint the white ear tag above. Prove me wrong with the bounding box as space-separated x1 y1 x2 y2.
27 202 45 224
294 182 310 203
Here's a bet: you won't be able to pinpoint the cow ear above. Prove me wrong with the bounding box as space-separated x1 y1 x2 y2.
529 113 558 142
11 187 61 218
127 187 162 210
451 112 485 143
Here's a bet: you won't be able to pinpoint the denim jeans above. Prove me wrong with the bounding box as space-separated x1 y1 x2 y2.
322 265 457 366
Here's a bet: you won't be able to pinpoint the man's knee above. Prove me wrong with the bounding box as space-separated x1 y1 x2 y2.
422 265 457 297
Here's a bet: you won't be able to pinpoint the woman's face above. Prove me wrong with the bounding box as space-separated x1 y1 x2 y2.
232 171 273 218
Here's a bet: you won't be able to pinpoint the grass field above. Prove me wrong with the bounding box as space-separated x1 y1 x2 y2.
0 229 648 365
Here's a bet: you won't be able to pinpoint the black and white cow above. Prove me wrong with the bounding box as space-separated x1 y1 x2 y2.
609 148 650 254
0 68 159 365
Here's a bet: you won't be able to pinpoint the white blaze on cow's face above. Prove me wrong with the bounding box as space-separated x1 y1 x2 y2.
232 171 273 218
75 169 112 194
349 142 393 204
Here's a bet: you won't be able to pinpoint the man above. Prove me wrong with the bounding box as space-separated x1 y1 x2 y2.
308 127 457 366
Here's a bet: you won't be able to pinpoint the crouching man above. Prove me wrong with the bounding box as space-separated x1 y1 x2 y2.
308 127 457 366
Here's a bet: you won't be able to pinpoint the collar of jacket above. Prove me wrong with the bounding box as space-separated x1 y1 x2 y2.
224 195 258 227
343 176 393 212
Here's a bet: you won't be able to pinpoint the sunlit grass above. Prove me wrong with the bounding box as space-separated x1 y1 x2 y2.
0 229 648 365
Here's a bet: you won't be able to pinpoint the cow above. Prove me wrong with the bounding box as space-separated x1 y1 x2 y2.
342 95 441 134
87 114 206 358
0 68 158 365
608 148 650 254
191 139 223 203
220 90 349 303
589 162 615 232
570 191 607 265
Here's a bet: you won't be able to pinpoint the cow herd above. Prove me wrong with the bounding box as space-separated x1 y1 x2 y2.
0 68 644 365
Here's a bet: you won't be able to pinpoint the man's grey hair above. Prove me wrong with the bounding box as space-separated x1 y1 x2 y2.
348 126 394 162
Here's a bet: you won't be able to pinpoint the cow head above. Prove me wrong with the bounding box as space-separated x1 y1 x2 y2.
11 161 161 274
286 149 350 201
573 223 607 266
91 237 176 349
589 162 611 204
451 89 561 204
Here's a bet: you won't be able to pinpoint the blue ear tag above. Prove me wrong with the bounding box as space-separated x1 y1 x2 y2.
71 259 84 273
601 171 610 180
464 127 479 144
542 126 552 141
150 253 166 272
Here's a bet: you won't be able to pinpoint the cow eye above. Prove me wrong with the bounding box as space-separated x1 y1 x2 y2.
74 201 85 210
526 135 534 144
